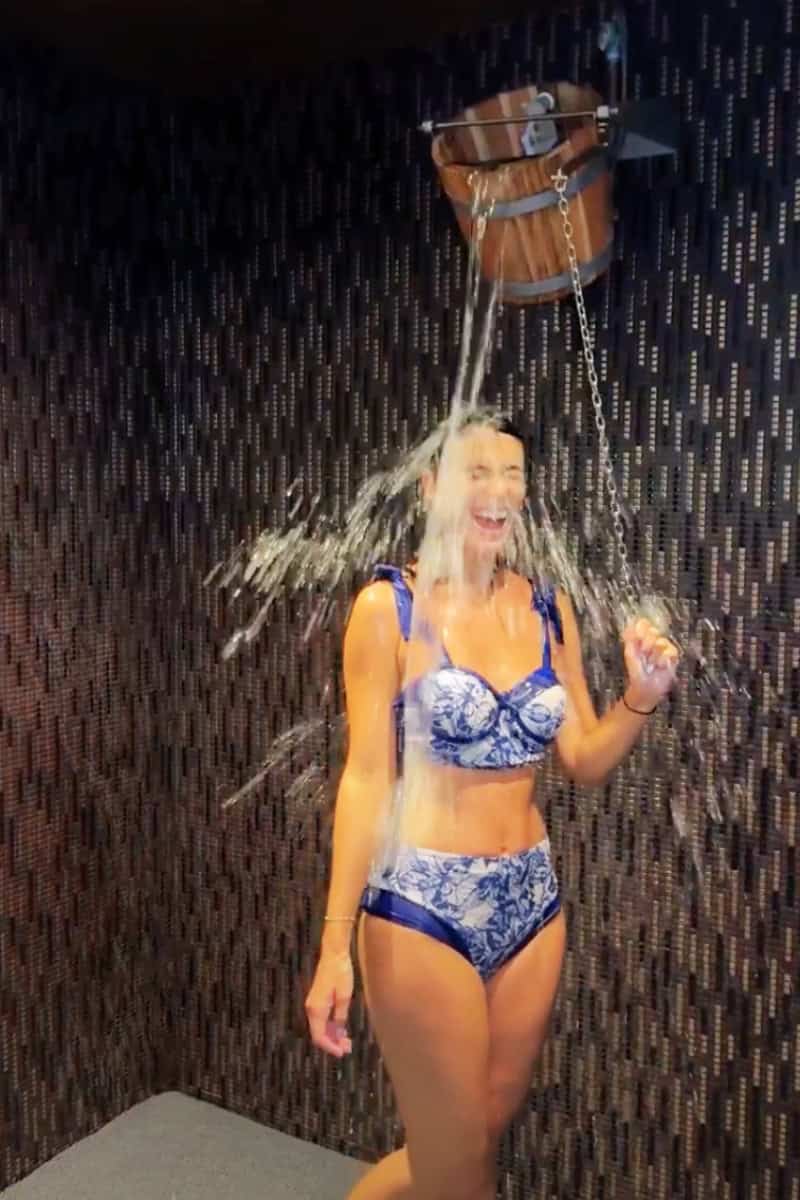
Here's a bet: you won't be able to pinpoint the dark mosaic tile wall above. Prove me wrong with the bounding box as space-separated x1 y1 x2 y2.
0 102 178 1181
1 0 798 1196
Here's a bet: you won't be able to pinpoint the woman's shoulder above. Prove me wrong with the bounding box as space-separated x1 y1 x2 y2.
348 568 407 635
352 576 400 616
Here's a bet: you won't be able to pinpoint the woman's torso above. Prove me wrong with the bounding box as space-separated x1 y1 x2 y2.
378 565 566 856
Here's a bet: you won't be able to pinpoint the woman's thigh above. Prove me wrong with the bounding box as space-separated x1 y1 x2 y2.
484 909 567 1141
358 914 494 1199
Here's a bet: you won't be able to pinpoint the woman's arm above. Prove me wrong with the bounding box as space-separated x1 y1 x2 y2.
319 581 400 957
553 591 678 788
306 581 400 1057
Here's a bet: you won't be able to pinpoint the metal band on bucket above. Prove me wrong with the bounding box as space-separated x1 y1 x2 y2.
499 241 613 299
451 152 607 221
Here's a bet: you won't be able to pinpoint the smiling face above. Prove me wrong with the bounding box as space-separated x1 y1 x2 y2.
461 425 526 551
425 422 527 562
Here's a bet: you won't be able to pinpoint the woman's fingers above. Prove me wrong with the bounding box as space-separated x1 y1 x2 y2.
329 1020 353 1056
625 622 678 663
623 622 679 694
331 988 353 1053
305 996 332 1046
306 989 353 1058
652 636 679 668
307 1007 350 1057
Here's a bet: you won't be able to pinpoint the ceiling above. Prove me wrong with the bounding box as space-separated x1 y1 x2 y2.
6 0 582 91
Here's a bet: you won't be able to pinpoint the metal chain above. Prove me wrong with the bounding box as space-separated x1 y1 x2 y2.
551 167 637 612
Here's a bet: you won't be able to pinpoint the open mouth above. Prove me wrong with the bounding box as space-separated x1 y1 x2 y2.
472 510 509 537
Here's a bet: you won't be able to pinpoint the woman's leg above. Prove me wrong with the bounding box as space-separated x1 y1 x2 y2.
347 914 494 1200
484 910 567 1151
345 1148 412 1198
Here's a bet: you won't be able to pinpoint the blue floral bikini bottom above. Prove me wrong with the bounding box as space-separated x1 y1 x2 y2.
360 837 561 980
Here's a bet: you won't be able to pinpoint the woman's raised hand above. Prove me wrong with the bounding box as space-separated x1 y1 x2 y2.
622 618 679 707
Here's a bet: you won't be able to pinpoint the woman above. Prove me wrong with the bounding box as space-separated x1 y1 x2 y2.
305 414 678 1200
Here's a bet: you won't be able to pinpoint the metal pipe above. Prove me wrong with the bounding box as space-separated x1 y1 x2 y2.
419 108 618 135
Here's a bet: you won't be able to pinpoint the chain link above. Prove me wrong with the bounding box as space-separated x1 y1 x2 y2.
551 167 637 612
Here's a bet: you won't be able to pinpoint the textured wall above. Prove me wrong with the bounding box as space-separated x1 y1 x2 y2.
1 1 798 1197
0 120 177 1187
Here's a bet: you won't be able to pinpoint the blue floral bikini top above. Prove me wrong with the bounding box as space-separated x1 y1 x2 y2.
373 565 567 771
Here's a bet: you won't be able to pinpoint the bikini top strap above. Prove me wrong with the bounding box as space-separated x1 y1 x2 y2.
372 564 413 641
531 582 564 670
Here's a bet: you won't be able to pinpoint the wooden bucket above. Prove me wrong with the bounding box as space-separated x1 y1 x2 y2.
432 83 614 304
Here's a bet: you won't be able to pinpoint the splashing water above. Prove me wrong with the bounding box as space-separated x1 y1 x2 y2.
218 713 342 821
208 167 750 903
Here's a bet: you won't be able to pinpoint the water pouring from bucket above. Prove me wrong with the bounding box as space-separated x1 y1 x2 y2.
421 47 678 305
211 29 742 893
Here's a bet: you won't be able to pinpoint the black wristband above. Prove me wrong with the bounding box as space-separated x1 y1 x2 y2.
622 694 658 716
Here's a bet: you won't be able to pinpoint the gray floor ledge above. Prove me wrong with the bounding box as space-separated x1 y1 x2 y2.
4 1092 365 1200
